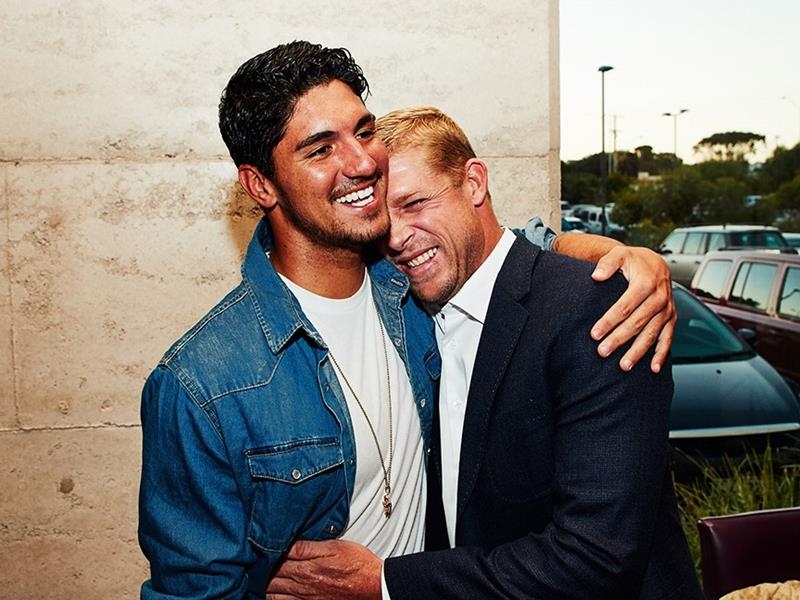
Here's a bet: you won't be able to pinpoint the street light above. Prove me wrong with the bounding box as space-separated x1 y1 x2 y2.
599 65 613 237
663 108 689 157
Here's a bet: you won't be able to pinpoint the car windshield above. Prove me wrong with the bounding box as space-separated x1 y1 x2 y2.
671 287 753 363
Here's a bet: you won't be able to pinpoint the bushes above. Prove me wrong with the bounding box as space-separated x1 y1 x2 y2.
673 441 800 575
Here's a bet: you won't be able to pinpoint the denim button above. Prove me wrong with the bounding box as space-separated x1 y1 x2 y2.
420 398 427 408
393 338 401 347
325 524 338 535
291 469 301 480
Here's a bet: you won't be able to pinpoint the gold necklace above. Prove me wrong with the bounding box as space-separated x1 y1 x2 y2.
328 313 394 518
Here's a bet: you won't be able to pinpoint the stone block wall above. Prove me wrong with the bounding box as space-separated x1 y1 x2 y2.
0 1 559 597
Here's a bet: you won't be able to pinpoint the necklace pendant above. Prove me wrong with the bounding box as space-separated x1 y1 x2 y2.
382 493 392 518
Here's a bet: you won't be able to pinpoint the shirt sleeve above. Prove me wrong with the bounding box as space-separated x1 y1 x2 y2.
513 216 558 251
139 366 256 599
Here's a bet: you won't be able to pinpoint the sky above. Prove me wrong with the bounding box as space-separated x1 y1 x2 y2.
559 0 800 165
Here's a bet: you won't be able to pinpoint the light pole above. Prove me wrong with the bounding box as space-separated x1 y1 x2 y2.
782 96 800 146
663 108 689 158
599 65 613 237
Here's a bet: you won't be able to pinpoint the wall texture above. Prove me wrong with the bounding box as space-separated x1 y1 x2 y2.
0 1 560 597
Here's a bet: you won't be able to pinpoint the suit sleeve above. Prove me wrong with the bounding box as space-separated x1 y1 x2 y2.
138 366 259 599
384 273 674 599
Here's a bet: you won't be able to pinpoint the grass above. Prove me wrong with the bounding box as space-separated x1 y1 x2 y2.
673 440 800 576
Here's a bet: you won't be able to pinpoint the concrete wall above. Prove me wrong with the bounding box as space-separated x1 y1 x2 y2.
0 1 560 597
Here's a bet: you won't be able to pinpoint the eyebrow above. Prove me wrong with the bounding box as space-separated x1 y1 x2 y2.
294 113 376 153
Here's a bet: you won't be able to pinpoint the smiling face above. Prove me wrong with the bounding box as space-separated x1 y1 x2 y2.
385 146 488 305
265 79 390 251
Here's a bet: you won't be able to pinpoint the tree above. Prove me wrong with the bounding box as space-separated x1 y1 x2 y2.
693 131 766 162
561 170 599 205
757 143 800 193
772 173 800 212
696 176 750 223
634 145 682 174
693 159 751 182
658 166 713 224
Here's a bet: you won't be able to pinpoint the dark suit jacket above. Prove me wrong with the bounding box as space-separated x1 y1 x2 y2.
384 238 702 599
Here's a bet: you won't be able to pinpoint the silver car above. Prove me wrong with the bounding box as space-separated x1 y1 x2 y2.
658 225 791 286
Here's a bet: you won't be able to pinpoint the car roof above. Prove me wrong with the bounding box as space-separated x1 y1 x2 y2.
670 224 781 233
702 249 800 263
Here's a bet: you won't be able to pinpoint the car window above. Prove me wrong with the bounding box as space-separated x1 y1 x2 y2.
682 232 706 254
693 259 732 300
762 232 788 248
661 231 686 253
729 230 787 248
729 261 778 312
778 266 800 320
707 232 727 251
671 288 749 362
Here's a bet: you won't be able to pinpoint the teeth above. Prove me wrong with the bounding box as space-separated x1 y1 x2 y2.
407 248 437 268
336 186 374 207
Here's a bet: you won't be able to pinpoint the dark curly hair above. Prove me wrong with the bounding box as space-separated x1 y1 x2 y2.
218 41 370 180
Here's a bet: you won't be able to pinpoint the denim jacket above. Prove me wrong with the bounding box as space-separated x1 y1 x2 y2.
139 219 440 599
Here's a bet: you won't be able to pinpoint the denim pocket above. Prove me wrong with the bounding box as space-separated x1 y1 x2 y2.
245 437 343 484
245 437 348 553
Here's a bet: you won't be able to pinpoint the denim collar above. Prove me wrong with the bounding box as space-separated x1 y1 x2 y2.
241 218 410 354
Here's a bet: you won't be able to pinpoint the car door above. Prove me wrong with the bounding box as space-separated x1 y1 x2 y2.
669 232 707 286
771 265 800 382
718 259 783 369
691 258 733 301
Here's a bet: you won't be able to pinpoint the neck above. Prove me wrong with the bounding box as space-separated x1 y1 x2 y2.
269 237 368 299
476 206 505 266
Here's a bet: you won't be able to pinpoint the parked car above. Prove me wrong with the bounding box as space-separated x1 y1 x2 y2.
658 225 792 286
669 284 800 468
561 215 588 232
569 203 625 238
690 250 800 384
783 232 800 248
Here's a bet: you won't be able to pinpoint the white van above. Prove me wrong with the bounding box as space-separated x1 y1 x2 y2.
569 204 624 237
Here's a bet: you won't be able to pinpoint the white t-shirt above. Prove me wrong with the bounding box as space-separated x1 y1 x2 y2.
282 273 426 558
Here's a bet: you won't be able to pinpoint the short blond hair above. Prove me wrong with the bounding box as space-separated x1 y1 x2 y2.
376 106 478 186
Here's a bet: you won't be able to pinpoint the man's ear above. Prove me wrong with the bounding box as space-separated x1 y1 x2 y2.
464 158 489 207
238 165 279 211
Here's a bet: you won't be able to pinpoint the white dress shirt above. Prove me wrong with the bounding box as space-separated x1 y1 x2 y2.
434 227 516 546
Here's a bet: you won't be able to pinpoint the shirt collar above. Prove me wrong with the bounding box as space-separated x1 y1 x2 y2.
441 227 516 326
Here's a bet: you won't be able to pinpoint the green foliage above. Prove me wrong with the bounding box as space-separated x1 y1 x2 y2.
773 174 800 211
633 146 682 175
693 159 750 181
621 218 673 249
561 171 599 205
757 145 800 193
561 141 800 232
695 176 750 223
606 172 628 200
673 442 800 576
659 167 713 224
694 131 766 162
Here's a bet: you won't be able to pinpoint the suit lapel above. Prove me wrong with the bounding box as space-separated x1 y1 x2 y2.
455 238 538 527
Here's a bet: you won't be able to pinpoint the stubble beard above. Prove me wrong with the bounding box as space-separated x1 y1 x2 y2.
276 180 391 252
